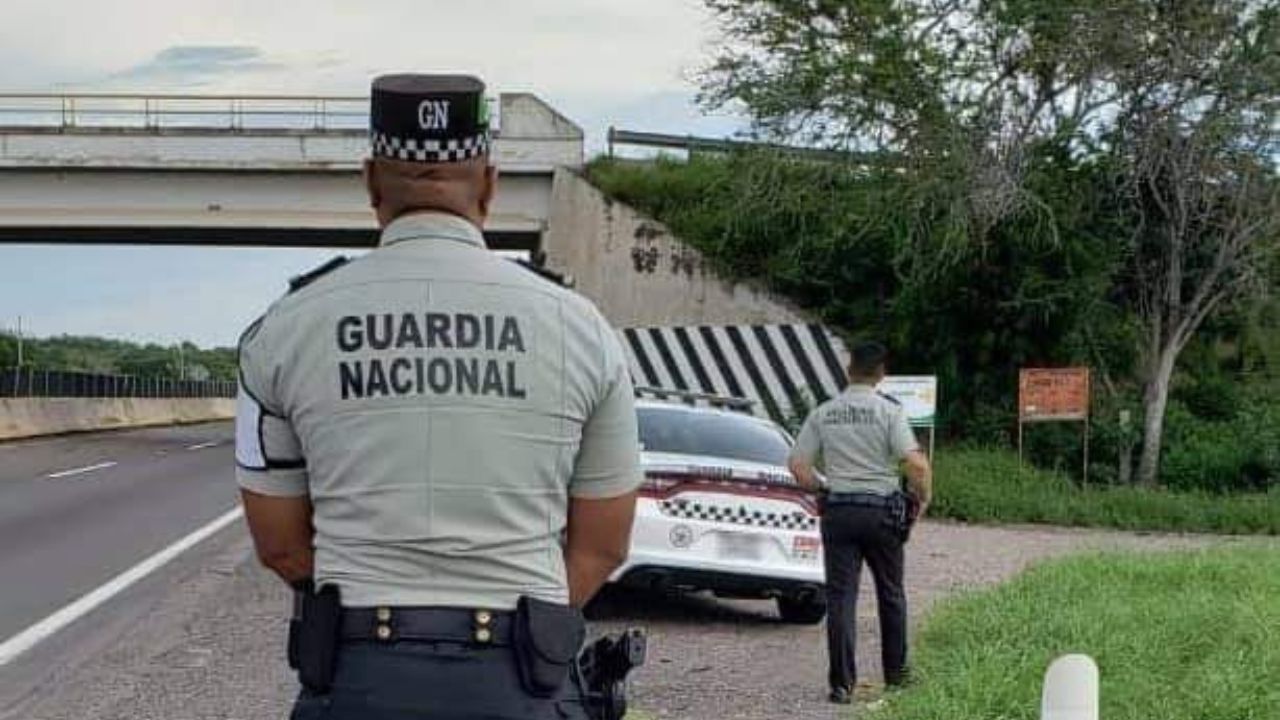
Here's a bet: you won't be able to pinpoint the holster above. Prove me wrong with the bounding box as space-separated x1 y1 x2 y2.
512 596 586 697
288 580 342 694
885 492 919 543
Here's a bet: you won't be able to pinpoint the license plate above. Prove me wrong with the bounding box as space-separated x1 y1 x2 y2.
718 533 763 561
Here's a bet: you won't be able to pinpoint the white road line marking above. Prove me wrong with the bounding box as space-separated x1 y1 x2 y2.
186 442 219 451
0 505 244 667
45 461 118 479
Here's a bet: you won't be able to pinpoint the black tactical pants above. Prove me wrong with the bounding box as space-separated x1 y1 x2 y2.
820 504 908 691
290 641 590 720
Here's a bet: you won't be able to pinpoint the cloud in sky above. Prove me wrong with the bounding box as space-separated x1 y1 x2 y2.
0 0 740 143
0 0 743 144
104 45 282 88
0 0 750 346
0 0 720 96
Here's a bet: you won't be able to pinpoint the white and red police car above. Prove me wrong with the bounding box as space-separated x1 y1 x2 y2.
609 390 826 624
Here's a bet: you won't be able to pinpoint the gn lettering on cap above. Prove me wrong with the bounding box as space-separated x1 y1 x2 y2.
418 99 451 130
370 73 491 163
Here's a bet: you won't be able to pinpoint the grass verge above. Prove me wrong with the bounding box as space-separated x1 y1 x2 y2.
872 547 1280 720
933 448 1280 535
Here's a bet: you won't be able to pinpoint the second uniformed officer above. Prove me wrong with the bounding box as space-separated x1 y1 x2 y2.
234 74 642 719
787 341 932 705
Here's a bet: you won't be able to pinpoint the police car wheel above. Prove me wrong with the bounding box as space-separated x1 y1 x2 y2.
776 594 827 625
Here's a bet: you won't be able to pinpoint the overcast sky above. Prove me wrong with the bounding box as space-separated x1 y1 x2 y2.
0 0 742 348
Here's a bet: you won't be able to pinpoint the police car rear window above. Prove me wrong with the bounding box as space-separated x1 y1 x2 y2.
637 407 792 466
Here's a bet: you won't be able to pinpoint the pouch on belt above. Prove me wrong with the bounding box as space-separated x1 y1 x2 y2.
512 595 586 697
288 581 342 694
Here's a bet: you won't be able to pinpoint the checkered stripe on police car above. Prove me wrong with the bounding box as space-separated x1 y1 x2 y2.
371 131 491 162
659 499 817 531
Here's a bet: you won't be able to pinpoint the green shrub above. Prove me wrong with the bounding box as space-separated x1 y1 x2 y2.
587 154 1279 495
1159 398 1280 493
1173 374 1242 422
957 402 1016 449
1016 387 1279 493
934 448 1280 534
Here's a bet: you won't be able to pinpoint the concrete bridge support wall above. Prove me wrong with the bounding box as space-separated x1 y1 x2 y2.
543 169 808 329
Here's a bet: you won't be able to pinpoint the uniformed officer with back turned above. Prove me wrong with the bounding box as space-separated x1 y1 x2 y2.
234 74 642 720
787 341 932 705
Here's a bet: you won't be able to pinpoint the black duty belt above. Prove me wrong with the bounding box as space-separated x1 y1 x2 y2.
824 491 896 509
340 606 514 646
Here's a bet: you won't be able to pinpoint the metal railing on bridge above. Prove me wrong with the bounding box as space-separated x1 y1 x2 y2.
606 127 886 165
2 367 235 399
0 93 368 132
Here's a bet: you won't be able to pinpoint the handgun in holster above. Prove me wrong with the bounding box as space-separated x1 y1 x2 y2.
886 491 920 543
287 579 342 694
577 628 648 720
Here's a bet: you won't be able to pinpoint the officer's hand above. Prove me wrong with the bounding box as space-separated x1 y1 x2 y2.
797 473 828 495
787 459 824 494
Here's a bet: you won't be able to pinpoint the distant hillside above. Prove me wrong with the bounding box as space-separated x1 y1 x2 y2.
0 333 237 381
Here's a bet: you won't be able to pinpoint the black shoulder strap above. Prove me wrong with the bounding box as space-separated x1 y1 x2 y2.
237 315 265 351
512 258 572 287
877 391 902 406
289 256 350 293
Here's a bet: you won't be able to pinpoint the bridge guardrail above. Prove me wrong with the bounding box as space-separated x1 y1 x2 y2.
0 93 506 134
1 367 235 399
605 127 886 164
0 93 368 132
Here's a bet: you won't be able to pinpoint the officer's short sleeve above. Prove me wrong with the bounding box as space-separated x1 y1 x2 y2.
234 318 309 497
790 411 822 465
888 406 920 461
570 320 641 500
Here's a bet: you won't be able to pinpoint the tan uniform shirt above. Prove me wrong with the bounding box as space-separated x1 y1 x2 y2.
789 384 918 496
234 212 641 609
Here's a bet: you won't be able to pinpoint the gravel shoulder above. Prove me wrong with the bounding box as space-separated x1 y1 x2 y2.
590 520 1257 720
2 520 1264 720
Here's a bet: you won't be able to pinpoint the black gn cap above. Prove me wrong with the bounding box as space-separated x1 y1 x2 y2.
370 74 491 163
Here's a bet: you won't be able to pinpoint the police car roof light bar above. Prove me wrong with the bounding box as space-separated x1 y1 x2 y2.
633 386 756 412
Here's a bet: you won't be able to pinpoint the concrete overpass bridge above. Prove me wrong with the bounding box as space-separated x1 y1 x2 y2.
0 91 846 422
0 92 582 251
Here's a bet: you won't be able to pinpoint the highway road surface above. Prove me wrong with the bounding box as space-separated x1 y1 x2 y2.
0 422 254 718
0 422 1240 720
0 423 238 645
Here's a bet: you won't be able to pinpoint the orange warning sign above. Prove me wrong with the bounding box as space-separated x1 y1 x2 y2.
1019 368 1090 422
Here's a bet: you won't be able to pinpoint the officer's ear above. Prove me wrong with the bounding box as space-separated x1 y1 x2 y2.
363 159 382 213
477 163 498 222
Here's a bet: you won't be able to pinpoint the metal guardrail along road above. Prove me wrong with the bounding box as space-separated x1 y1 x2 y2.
0 93 369 132
606 127 884 164
2 367 235 399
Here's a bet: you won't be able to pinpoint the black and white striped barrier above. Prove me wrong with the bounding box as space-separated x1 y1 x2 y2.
616 323 849 422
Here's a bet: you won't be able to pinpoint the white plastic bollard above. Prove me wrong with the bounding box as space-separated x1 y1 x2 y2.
1041 654 1099 720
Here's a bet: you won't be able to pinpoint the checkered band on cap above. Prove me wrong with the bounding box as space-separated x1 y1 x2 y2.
371 130 491 163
